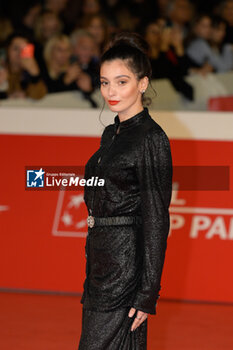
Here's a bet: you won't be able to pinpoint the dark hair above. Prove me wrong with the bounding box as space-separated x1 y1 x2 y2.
100 32 152 81
5 31 31 48
184 13 211 47
211 15 227 29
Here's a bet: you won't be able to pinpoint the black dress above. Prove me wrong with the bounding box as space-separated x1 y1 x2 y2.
78 107 173 349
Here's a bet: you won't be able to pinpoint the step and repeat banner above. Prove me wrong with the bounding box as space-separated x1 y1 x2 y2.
0 108 232 303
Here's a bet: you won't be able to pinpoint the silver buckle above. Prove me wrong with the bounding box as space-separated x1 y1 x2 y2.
87 215 95 228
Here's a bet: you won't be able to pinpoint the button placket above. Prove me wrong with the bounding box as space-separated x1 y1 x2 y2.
89 129 119 217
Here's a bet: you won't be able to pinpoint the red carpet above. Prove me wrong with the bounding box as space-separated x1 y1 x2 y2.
0 292 232 350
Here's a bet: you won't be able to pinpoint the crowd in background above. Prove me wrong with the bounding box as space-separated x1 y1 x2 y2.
0 0 233 103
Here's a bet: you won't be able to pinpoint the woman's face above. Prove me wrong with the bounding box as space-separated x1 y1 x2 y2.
194 17 211 40
211 23 226 44
100 59 148 118
222 0 233 26
145 23 161 47
51 40 71 66
42 14 61 40
73 36 95 64
8 37 28 67
87 17 105 44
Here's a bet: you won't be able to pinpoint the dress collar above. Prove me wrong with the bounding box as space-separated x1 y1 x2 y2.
114 107 149 133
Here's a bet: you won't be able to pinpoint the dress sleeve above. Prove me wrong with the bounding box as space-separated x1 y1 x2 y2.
132 128 173 315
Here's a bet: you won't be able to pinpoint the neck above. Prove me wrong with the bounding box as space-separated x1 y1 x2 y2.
118 103 144 123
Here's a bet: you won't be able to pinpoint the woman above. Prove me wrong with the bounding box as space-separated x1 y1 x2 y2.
78 32 173 349
42 34 93 93
0 32 47 100
186 15 233 73
144 20 194 100
82 14 110 56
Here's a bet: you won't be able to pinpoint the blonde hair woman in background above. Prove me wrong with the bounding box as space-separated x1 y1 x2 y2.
42 34 93 93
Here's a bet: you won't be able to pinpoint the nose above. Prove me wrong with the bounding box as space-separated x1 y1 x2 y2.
108 84 116 97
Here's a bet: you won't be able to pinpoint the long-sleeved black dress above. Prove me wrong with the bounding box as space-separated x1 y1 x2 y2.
78 107 173 350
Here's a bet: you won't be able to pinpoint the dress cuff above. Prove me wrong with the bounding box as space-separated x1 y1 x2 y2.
132 291 161 315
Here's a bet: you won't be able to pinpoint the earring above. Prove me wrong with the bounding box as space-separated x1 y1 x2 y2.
141 90 145 94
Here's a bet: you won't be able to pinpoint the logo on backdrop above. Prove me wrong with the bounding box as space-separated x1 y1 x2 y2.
52 191 87 237
27 168 45 187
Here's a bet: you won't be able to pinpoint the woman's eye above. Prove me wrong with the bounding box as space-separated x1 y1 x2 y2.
100 81 108 86
119 81 127 85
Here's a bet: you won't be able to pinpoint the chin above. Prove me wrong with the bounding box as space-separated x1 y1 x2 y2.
108 105 121 112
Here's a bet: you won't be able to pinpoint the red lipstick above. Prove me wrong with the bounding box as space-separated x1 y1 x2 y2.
108 100 120 105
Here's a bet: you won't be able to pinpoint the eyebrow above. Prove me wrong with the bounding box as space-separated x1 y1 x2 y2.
100 75 131 80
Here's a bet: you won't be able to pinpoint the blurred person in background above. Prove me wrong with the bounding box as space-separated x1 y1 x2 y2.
45 0 69 15
60 0 83 34
35 10 64 47
186 15 233 73
220 0 233 43
82 14 110 56
70 29 100 90
0 32 47 100
14 0 42 41
186 15 212 44
0 16 13 47
166 0 194 39
157 0 171 17
99 0 121 35
80 0 101 17
184 14 214 75
34 10 64 69
106 0 148 32
42 34 93 94
44 0 73 34
144 19 196 100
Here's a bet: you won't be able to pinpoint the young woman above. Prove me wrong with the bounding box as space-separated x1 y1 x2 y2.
186 15 233 73
78 32 173 350
0 33 47 100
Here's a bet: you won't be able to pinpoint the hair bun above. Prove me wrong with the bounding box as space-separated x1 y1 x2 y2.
101 31 152 81
108 32 149 55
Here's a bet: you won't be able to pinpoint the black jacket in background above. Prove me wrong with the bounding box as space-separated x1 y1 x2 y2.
81 107 173 315
150 51 196 101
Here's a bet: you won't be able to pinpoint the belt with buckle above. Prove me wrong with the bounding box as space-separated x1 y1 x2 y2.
87 215 142 228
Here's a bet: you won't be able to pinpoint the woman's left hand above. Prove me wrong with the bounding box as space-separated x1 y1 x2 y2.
128 307 148 331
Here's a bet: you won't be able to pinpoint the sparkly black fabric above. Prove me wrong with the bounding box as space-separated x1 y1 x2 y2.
78 306 147 350
78 107 173 349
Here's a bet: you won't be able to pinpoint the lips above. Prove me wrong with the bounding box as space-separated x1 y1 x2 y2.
108 100 120 105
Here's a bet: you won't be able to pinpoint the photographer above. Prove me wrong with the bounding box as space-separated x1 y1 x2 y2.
0 33 47 100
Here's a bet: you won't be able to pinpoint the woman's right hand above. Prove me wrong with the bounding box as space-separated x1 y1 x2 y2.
128 307 148 332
